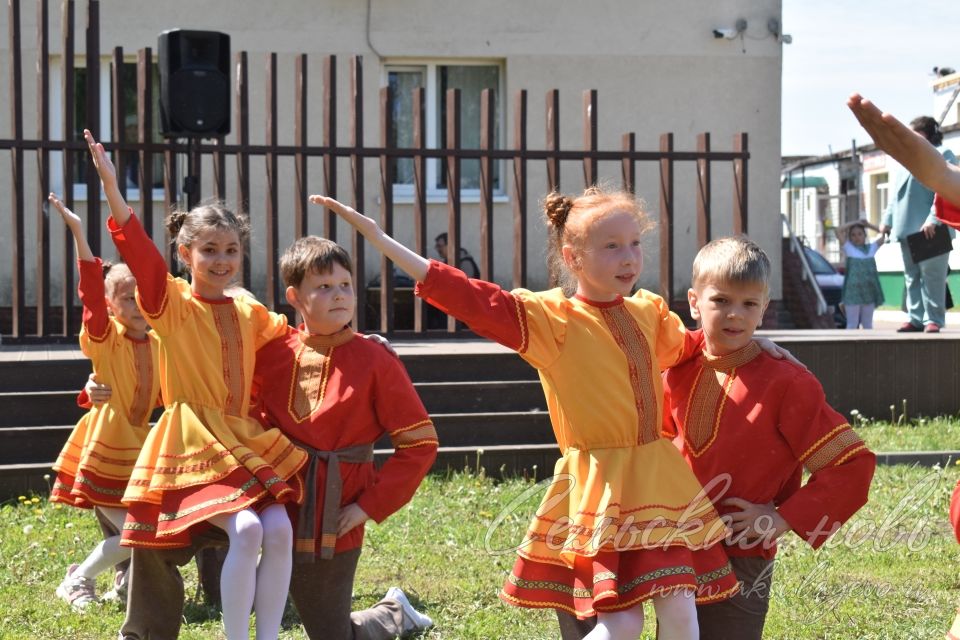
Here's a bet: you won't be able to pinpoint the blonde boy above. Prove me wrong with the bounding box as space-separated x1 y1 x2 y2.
661 236 876 639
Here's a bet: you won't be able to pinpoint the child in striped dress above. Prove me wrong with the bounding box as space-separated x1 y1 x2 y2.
84 129 307 640
49 193 159 610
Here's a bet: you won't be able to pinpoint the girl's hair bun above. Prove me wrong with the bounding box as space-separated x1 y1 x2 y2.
166 210 189 237
101 260 114 278
544 192 574 230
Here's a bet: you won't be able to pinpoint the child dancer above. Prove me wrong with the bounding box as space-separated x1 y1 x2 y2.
84 130 307 640
310 188 774 640
48 193 159 610
663 237 875 639
834 219 885 329
254 235 438 638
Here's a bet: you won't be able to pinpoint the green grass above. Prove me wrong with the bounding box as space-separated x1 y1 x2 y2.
3 465 960 639
857 417 960 452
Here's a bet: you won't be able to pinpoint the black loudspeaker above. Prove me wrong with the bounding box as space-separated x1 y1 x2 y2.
158 29 230 137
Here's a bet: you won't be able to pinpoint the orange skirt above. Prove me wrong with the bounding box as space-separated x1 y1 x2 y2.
500 543 738 618
50 468 130 509
122 466 304 548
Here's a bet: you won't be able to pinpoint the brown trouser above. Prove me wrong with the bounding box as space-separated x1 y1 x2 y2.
696 555 774 640
290 547 408 640
120 528 229 640
554 555 775 640
120 536 408 640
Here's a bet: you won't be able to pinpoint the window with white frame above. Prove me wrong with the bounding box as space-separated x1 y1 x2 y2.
53 58 164 199
385 60 503 199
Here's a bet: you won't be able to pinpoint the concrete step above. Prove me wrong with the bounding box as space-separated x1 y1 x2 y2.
0 379 548 427
0 411 554 466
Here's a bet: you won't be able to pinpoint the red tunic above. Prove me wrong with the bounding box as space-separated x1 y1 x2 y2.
663 343 876 560
251 326 438 555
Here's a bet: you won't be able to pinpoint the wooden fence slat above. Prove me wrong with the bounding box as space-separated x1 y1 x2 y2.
621 133 635 194
323 55 337 240
136 48 153 238
545 89 559 192
479 88 494 282
349 55 365 331
9 0 25 337
265 52 279 310
444 88 461 333
582 89 597 187
512 90 527 289
84 0 100 257
110 47 126 201
235 51 251 287
36 0 50 336
696 132 711 247
378 86 394 333
659 133 674 301
412 86 426 332
733 132 748 235
213 136 226 201
293 53 307 239
162 144 177 268
60 0 75 335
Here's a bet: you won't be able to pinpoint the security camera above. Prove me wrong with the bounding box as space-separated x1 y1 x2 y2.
713 28 739 39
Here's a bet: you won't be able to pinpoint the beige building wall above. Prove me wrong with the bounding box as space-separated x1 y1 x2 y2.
0 0 784 308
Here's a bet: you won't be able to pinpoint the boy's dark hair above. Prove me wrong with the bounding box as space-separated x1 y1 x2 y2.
910 116 943 146
435 232 448 244
692 236 771 291
280 236 353 288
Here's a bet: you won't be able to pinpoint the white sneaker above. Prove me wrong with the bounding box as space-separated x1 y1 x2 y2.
385 586 433 633
101 569 127 605
55 563 98 610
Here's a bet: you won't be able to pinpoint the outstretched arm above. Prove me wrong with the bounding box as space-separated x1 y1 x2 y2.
847 93 960 202
309 195 429 282
83 128 131 226
49 192 94 262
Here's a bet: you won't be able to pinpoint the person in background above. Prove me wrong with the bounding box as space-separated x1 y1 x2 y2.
834 219 885 329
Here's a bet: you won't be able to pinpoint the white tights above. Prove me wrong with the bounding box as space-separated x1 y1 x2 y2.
845 303 875 329
75 507 129 579
208 504 293 640
583 589 698 640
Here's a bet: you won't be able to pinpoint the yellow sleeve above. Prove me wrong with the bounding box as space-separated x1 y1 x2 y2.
245 297 290 350
512 288 568 370
633 289 690 369
138 275 194 337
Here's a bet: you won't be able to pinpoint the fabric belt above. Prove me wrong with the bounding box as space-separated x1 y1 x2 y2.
290 438 375 562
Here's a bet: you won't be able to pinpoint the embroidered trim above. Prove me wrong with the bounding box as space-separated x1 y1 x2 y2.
396 438 440 449
804 427 865 473
298 326 355 349
128 340 154 426
799 424 848 461
682 367 737 457
701 342 761 370
287 343 334 423
599 305 658 444
835 444 868 466
391 424 438 446
390 419 434 436
211 303 246 417
513 294 529 354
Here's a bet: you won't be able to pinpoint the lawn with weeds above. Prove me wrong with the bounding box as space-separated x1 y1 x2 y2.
2 464 960 639
855 415 960 452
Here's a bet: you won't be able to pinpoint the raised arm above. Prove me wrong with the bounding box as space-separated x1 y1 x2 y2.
848 93 960 202
309 195 429 282
83 129 130 226
49 192 94 262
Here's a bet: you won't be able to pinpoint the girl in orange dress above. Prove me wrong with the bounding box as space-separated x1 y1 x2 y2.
48 193 159 609
309 188 775 640
84 130 307 640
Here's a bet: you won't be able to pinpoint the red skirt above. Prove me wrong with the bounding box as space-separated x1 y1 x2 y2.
50 468 129 509
121 466 304 548
500 543 738 618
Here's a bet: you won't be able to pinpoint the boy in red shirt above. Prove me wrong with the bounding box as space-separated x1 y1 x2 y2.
661 237 876 639
113 236 437 640
253 235 438 639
